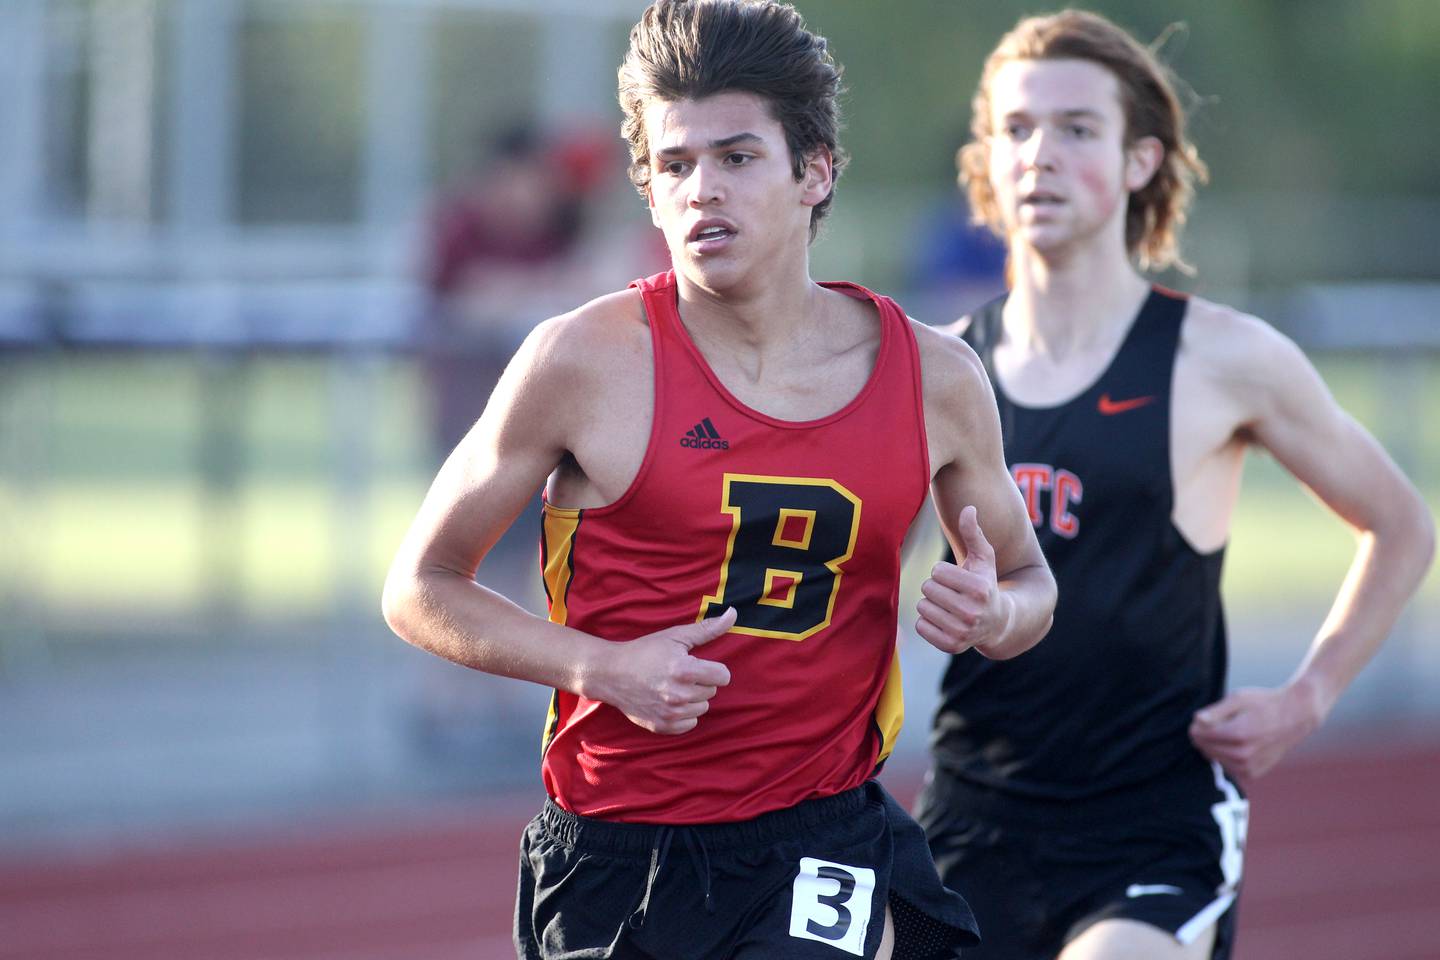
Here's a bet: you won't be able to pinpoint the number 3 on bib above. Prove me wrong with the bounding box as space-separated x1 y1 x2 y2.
790 857 876 956
698 474 862 641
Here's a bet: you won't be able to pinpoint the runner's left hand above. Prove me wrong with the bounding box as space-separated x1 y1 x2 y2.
916 505 1013 656
1189 684 1324 782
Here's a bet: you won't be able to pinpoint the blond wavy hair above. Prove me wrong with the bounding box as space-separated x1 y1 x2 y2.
960 10 1208 273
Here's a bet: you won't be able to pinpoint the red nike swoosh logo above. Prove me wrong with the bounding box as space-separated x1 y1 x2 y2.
1097 393 1156 415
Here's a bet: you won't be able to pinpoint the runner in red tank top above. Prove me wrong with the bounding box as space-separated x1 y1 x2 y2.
383 3 1055 957
539 269 932 825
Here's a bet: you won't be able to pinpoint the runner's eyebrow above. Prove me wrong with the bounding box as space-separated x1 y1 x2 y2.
1000 108 1105 121
656 133 764 158
710 133 763 149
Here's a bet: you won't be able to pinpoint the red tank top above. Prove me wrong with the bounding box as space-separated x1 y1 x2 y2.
538 270 930 823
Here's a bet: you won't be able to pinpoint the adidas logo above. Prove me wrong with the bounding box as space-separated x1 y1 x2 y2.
680 417 729 450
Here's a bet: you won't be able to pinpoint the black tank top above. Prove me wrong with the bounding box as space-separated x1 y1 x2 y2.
930 289 1228 801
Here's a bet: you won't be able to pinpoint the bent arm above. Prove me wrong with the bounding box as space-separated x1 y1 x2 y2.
917 325 1055 659
1247 332 1435 720
381 311 733 734
382 316 606 690
1190 320 1434 778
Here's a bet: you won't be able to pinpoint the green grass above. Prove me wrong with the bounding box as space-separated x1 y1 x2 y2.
0 353 1436 637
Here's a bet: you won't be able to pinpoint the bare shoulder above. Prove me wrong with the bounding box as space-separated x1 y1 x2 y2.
524 287 649 376
1181 295 1309 388
1176 295 1334 442
911 317 990 405
482 286 651 452
941 314 974 338
910 313 973 339
910 317 999 471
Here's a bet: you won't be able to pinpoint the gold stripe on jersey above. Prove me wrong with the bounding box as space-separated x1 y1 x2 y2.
873 644 905 764
539 506 582 755
542 506 582 626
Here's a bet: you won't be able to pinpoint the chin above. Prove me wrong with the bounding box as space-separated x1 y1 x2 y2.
1016 224 1079 256
676 255 749 295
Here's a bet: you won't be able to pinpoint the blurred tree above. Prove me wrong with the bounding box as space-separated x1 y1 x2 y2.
801 0 1437 288
810 0 1438 201
28 0 1436 282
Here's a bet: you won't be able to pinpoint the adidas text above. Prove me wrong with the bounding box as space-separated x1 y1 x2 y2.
680 437 729 450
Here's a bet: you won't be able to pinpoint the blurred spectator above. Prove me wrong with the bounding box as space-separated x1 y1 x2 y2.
421 124 606 456
410 125 625 768
906 193 1009 324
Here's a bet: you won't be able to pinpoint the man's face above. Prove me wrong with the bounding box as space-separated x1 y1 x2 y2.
643 91 829 292
985 58 1146 258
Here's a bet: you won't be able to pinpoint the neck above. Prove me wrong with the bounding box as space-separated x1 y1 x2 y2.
673 250 823 354
1004 241 1151 357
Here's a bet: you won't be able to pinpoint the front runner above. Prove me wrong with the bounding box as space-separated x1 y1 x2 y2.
383 2 1055 957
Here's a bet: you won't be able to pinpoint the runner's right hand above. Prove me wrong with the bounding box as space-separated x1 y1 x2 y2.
591 607 736 734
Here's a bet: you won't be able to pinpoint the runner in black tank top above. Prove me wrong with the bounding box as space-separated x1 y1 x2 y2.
916 291 1248 960
934 289 1226 801
911 12 1432 960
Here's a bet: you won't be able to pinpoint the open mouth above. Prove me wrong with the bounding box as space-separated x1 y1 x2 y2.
1022 191 1064 206
688 220 736 245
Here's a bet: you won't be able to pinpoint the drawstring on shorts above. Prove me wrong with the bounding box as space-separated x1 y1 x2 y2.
683 828 716 914
627 825 715 930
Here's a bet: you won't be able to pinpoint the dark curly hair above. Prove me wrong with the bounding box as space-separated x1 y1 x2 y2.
618 0 848 241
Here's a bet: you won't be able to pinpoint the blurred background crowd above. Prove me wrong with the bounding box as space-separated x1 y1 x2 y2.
0 0 1436 891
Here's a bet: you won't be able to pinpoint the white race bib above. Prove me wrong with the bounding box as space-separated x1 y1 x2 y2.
789 857 876 956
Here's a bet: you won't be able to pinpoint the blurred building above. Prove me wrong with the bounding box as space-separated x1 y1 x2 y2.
0 0 649 349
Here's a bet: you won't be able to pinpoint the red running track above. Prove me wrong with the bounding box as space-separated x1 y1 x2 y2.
3 740 1438 960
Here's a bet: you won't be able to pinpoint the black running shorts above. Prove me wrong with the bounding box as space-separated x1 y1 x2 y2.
914 760 1246 960
516 780 979 959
